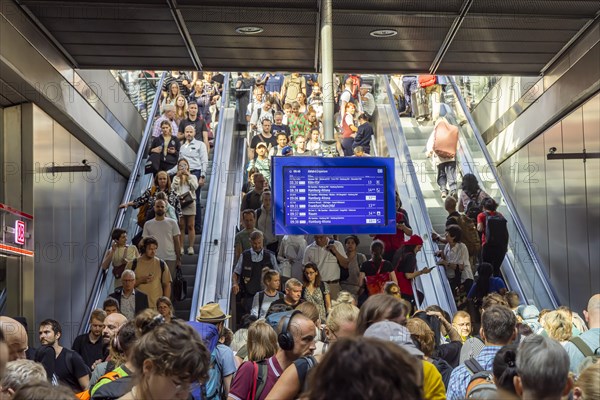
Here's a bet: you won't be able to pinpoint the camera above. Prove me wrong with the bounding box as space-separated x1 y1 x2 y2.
328 240 335 246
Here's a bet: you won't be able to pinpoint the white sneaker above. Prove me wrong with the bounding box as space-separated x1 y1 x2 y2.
187 246 194 255
180 247 184 255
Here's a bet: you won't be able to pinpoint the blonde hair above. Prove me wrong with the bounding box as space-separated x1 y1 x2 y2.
332 290 355 307
326 303 359 334
541 310 572 341
576 362 600 399
174 94 188 120
453 310 471 322
247 320 278 362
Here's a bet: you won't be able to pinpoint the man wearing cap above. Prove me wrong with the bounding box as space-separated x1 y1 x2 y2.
359 84 375 118
152 104 179 138
352 113 374 155
248 142 271 186
232 231 280 315
196 303 237 399
364 320 446 400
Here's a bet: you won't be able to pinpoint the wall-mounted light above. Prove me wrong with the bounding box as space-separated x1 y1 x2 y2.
236 26 264 35
547 148 600 162
370 29 398 38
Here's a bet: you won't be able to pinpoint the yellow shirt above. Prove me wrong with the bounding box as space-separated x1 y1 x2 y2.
126 257 172 309
423 360 446 400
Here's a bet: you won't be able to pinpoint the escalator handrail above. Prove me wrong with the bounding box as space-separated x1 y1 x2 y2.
189 73 232 320
449 77 559 309
78 72 167 336
380 76 457 314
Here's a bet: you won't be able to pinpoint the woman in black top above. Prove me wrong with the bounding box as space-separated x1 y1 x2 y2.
394 235 434 310
150 120 180 173
359 240 398 298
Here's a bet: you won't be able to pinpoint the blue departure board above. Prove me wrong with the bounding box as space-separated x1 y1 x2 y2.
272 157 396 235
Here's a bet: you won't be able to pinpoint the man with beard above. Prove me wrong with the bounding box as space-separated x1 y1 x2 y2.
38 319 90 391
71 309 107 369
87 312 128 388
142 199 181 279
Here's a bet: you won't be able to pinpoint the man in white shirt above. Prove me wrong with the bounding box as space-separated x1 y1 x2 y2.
256 191 278 253
302 235 348 299
142 199 181 278
359 84 376 117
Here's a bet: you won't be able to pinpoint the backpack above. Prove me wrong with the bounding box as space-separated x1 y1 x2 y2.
465 190 484 220
248 360 269 400
484 212 509 250
453 214 481 257
187 322 221 400
432 121 459 159
464 358 497 399
266 310 294 331
569 336 600 372
418 75 437 88
75 370 121 400
257 291 284 319
430 357 453 389
295 355 318 394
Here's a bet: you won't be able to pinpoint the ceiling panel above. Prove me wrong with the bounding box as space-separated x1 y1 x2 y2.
13 0 600 74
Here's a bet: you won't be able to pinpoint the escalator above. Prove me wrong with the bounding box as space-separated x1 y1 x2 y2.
376 75 559 311
79 73 232 332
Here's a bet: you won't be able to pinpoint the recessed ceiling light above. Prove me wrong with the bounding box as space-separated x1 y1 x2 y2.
236 26 264 35
370 29 398 38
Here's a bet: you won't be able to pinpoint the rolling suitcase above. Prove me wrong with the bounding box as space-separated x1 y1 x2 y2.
411 87 430 120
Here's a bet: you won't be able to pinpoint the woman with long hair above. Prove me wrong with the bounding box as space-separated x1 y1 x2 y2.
459 173 489 214
161 81 180 112
172 158 199 255
173 94 188 125
467 262 506 305
341 235 366 296
437 224 474 296
301 263 331 322
119 170 182 229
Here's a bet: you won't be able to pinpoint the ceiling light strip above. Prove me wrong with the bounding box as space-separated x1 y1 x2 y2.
166 0 203 71
429 0 473 74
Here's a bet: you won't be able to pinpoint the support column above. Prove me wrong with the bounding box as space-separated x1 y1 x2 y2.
320 0 335 146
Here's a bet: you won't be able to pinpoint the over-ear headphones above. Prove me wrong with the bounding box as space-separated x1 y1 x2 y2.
278 310 301 351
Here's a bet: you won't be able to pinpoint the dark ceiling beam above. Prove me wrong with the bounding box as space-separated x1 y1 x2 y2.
11 1 80 68
428 0 473 74
540 13 600 75
166 0 202 70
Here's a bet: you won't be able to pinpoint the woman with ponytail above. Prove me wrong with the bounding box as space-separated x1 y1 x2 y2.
492 344 519 397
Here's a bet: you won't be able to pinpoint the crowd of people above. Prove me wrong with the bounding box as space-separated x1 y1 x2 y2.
0 291 598 399
0 72 596 400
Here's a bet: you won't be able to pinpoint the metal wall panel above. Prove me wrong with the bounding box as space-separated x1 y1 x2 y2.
31 105 126 347
582 95 600 296
499 94 600 311
542 122 570 303
562 110 591 310
527 134 550 274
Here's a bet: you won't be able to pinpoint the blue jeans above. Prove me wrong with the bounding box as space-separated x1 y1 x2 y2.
402 76 418 114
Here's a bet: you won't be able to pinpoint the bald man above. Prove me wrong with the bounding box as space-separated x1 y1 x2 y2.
101 313 127 347
0 316 28 361
563 294 600 373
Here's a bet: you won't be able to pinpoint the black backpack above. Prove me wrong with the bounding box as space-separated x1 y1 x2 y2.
484 212 509 250
465 190 483 220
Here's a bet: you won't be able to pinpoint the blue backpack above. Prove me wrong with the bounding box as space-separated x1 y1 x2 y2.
188 321 222 400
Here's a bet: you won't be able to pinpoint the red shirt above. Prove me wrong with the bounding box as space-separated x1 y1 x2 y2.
228 355 283 400
477 210 500 245
374 211 408 253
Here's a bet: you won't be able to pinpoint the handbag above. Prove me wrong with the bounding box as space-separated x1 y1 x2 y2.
178 191 194 208
364 261 391 295
173 266 187 302
112 263 127 280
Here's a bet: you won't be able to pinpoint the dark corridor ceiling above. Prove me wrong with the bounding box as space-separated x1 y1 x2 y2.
14 0 600 75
